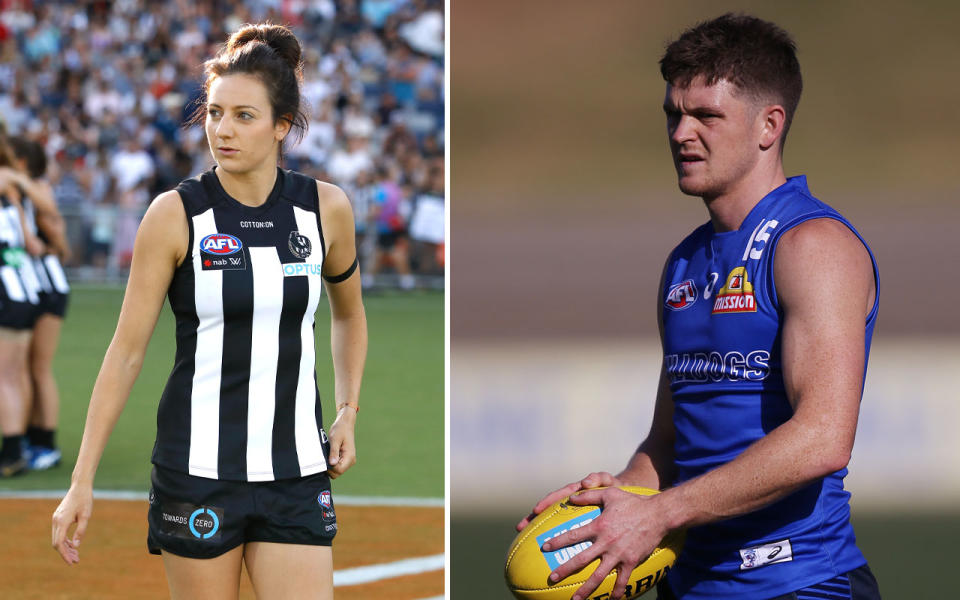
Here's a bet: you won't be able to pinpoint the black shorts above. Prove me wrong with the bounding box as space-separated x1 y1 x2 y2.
656 563 881 600
36 290 68 318
377 230 407 250
147 465 338 559
0 293 39 330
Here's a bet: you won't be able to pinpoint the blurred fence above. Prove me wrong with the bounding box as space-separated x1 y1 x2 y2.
451 337 960 515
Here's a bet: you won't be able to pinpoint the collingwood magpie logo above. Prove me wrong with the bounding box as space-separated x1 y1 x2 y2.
288 231 312 259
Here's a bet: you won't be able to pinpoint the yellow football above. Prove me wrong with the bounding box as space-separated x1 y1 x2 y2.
505 486 684 600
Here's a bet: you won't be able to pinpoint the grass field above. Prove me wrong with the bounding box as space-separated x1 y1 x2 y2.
0 285 444 498
0 285 444 598
452 511 960 599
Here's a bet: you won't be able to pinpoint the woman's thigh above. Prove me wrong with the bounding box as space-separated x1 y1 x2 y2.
244 542 333 600
162 545 244 600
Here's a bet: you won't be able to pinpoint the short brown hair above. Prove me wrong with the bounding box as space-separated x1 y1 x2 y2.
660 13 802 146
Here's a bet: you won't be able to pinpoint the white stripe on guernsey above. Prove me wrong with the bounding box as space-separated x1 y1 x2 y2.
23 199 38 236
246 246 283 481
332 554 445 587
0 490 444 507
43 254 70 293
33 257 52 293
0 266 26 302
17 257 41 304
293 206 327 476
188 209 223 479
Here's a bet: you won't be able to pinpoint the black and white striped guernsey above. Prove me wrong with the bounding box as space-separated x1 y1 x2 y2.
0 193 43 312
152 167 330 482
23 197 71 299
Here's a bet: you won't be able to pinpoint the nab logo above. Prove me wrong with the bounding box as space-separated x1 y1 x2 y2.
665 279 698 311
200 233 243 255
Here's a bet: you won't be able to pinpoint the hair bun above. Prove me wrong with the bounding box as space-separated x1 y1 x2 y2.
227 23 302 73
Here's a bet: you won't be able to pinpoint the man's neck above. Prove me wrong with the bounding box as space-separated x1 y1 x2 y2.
215 162 278 208
704 162 787 233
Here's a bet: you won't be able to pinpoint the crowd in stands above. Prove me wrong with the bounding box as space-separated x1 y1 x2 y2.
0 0 446 286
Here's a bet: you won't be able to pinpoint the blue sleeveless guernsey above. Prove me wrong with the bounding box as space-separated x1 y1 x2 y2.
660 176 879 600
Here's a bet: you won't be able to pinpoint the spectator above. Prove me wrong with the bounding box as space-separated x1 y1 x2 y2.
109 139 154 193
408 157 444 275
327 135 374 187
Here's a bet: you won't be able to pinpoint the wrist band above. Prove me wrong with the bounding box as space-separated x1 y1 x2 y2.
337 404 359 413
323 257 359 283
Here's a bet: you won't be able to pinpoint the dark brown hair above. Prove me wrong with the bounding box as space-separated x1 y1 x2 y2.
660 13 803 147
190 23 308 150
0 133 16 169
9 136 47 178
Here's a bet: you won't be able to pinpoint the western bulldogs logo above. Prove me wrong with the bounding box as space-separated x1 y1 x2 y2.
665 279 697 311
200 233 242 255
288 231 312 259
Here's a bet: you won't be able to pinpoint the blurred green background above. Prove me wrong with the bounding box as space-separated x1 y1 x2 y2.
0 285 444 497
451 1 960 598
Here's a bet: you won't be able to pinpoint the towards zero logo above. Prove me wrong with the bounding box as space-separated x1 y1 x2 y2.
158 502 224 542
188 508 220 539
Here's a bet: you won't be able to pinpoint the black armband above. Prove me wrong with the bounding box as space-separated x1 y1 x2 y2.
322 256 359 283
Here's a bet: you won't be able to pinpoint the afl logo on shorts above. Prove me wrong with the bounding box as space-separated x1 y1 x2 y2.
318 490 333 510
665 279 698 311
288 230 312 259
200 233 243 255
318 490 336 523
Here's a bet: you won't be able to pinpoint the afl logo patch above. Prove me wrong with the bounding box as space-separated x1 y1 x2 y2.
318 490 333 510
318 490 336 523
200 233 242 255
665 279 697 311
288 231 312 259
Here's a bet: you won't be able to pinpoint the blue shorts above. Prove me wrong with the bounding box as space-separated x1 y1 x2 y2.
147 464 338 559
656 564 881 600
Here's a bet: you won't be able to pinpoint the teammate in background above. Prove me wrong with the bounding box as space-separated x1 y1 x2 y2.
0 133 44 477
52 24 367 600
4 137 71 471
517 14 882 600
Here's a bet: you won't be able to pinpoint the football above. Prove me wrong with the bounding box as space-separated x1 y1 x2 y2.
505 486 684 600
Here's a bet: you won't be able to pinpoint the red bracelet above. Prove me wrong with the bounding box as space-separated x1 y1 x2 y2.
338 404 359 413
